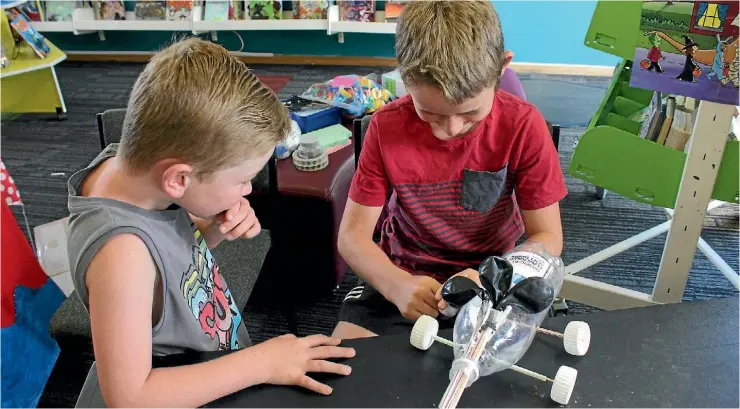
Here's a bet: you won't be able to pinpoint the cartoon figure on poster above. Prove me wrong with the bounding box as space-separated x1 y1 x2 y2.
676 35 701 81
631 0 739 105
641 32 667 72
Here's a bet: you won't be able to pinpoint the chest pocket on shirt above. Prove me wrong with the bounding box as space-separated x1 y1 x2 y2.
461 165 508 213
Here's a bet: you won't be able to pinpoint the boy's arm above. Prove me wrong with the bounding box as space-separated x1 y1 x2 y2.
339 118 440 320
515 109 568 257
521 203 563 256
86 234 352 408
190 214 226 248
86 234 265 407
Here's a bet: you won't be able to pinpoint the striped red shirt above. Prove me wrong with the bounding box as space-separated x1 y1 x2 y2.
350 91 567 282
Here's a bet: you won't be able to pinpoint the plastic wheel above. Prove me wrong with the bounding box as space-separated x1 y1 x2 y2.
550 366 577 405
410 315 439 350
563 321 591 356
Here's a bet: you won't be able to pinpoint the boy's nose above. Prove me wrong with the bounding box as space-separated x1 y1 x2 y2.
443 117 465 137
242 182 253 196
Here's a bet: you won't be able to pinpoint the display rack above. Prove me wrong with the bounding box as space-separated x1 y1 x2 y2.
29 5 396 43
0 6 67 119
561 0 739 310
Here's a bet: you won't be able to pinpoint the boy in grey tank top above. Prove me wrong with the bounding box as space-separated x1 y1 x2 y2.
67 38 355 408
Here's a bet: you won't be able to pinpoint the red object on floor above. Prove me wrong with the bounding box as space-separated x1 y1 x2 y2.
256 75 292 94
1 200 48 328
0 159 22 206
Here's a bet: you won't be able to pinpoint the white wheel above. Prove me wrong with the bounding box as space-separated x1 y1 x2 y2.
550 366 577 405
410 315 439 350
563 321 591 356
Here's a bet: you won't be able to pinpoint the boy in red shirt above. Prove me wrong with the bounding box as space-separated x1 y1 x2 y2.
333 1 567 339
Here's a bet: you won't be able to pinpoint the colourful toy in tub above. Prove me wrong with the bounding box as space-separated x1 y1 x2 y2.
301 75 394 116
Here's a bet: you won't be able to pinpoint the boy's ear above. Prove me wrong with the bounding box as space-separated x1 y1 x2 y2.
501 50 514 75
160 162 194 199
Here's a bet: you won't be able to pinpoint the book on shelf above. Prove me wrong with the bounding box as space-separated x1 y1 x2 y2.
656 96 676 146
247 0 280 20
384 0 406 22
635 91 700 152
92 0 125 20
5 9 50 58
292 0 328 20
204 0 229 20
16 1 43 21
340 0 374 22
43 1 78 21
135 0 166 20
167 0 194 20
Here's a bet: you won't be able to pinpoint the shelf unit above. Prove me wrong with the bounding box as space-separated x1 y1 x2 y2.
1 3 67 119
327 5 395 42
72 8 191 33
28 4 397 43
27 21 74 32
561 0 739 311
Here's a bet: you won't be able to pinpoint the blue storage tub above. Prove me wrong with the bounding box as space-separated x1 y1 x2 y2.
283 96 342 134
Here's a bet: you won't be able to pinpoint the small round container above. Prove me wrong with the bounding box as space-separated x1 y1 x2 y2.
292 133 329 171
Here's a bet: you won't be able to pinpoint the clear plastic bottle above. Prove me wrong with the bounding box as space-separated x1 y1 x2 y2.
451 241 565 378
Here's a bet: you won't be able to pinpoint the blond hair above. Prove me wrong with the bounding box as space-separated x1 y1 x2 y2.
395 0 505 102
118 37 290 178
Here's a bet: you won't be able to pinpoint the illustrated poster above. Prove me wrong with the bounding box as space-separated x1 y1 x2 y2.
630 1 738 105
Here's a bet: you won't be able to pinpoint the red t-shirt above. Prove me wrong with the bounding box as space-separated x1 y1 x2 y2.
349 91 567 282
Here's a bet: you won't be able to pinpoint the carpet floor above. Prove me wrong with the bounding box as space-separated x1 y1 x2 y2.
0 61 736 408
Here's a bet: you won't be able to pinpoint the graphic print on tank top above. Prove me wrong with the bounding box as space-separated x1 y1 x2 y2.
179 223 243 350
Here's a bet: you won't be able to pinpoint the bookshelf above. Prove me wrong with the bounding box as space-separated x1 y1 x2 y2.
327 5 395 43
560 0 739 310
27 4 397 42
0 10 67 119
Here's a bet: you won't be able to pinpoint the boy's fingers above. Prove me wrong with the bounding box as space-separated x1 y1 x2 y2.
307 360 352 376
298 375 333 395
303 334 340 347
242 219 261 239
310 346 356 360
222 216 259 240
435 286 443 300
229 217 258 240
415 299 439 318
219 214 240 234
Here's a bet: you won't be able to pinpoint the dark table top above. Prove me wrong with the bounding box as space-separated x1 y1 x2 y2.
158 296 739 408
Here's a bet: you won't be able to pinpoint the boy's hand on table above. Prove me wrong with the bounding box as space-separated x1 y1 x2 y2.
435 269 482 311
255 334 356 395
216 197 261 240
389 275 442 321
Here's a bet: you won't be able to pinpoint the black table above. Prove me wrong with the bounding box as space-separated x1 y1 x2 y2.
157 296 739 408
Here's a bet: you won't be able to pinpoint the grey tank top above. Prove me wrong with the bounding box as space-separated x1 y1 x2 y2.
67 144 251 356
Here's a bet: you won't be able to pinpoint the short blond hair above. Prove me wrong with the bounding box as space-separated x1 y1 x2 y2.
395 0 505 102
118 37 290 178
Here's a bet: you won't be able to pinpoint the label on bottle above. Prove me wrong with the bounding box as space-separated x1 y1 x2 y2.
504 251 549 286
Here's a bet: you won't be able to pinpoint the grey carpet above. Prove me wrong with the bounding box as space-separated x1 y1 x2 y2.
1 61 737 408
